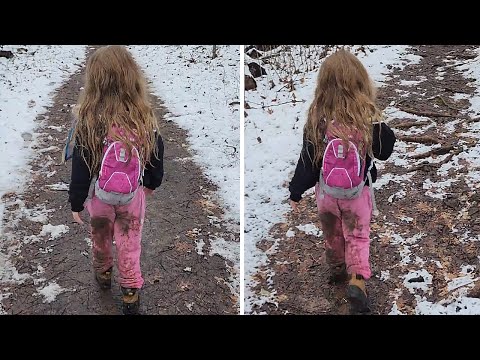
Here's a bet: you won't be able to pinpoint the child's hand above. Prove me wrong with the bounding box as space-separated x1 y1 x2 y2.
290 200 299 212
143 187 154 196
72 211 84 224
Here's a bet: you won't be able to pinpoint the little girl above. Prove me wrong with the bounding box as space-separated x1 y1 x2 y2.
68 46 164 315
289 49 396 314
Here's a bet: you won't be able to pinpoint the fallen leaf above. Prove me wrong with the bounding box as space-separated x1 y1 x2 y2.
415 202 432 213
175 241 193 252
260 288 271 297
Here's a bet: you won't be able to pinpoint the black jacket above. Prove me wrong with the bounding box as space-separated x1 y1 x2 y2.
289 122 396 202
69 133 164 212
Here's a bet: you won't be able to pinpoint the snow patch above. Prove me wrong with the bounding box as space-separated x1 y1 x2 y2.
21 204 53 224
416 297 480 315
457 48 480 116
209 236 239 265
39 224 69 240
33 278 46 286
45 183 69 191
295 223 322 237
374 173 414 190
195 238 205 256
388 189 406 203
399 79 424 86
286 228 296 238
402 269 433 293
389 302 405 315
35 281 74 303
380 271 390 281
0 252 30 284
399 245 412 265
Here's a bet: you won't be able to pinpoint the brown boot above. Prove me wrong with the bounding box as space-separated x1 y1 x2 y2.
95 267 112 289
121 287 140 315
328 264 348 285
347 273 370 314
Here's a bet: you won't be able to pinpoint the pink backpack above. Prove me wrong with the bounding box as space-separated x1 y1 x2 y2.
94 129 142 206
321 133 365 193
317 129 379 215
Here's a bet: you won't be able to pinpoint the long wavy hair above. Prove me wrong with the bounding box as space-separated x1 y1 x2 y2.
304 48 382 167
73 45 159 176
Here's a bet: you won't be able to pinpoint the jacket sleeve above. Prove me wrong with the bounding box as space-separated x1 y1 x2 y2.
372 122 396 160
289 138 320 202
143 133 164 190
68 143 92 212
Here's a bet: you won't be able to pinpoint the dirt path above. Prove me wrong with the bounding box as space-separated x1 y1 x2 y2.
0 47 239 315
251 45 480 315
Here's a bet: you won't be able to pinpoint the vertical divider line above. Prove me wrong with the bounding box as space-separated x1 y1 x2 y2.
239 44 245 315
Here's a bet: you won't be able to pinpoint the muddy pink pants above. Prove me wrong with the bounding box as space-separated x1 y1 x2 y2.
315 184 372 279
85 188 145 289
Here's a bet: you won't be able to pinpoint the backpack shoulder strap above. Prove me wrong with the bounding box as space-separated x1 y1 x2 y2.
367 168 379 216
62 112 79 164
364 157 379 216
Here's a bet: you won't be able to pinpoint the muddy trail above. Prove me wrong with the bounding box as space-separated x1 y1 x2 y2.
252 45 480 315
0 47 239 315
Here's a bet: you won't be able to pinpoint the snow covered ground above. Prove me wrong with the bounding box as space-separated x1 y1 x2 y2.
0 45 87 312
391 47 480 315
0 46 86 233
244 45 422 313
129 45 240 225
